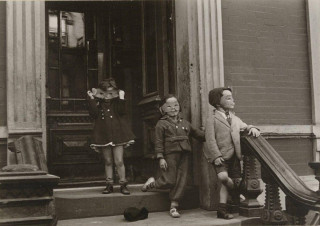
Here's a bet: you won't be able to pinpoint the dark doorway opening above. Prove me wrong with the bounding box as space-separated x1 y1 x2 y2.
46 1 176 187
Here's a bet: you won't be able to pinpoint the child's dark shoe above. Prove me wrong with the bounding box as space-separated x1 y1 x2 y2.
120 182 130 195
217 203 234 219
169 208 181 218
141 177 155 192
102 184 113 194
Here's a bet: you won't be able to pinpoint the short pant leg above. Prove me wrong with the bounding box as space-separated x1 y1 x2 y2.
214 154 241 178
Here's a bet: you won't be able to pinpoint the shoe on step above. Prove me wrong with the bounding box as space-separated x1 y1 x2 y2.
169 208 181 218
102 184 113 194
120 184 130 195
217 203 234 219
141 177 155 192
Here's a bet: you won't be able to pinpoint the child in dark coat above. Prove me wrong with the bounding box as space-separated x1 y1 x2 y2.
141 95 205 218
88 78 135 195
204 87 260 219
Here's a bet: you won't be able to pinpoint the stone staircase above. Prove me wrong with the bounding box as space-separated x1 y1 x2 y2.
54 184 199 220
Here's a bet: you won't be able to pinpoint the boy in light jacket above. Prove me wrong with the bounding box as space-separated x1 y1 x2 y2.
204 87 260 219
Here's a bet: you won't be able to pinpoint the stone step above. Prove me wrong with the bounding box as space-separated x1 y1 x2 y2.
0 216 54 226
54 184 199 220
57 209 262 226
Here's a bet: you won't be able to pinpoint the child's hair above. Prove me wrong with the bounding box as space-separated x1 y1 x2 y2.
208 87 232 108
98 78 118 91
158 94 182 115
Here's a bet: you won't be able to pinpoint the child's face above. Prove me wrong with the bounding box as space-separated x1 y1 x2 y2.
161 97 180 117
220 90 235 110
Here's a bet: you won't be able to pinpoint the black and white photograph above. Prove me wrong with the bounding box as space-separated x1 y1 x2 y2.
0 0 320 225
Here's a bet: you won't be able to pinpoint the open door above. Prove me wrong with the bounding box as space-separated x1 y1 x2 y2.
46 1 175 186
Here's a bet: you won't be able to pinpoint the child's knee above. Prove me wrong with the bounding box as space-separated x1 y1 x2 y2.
104 158 113 166
114 159 124 167
217 172 229 184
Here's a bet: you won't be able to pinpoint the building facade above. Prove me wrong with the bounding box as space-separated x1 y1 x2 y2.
0 0 319 209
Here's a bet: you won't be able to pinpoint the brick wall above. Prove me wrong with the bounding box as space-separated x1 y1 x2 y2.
268 138 313 176
222 0 312 125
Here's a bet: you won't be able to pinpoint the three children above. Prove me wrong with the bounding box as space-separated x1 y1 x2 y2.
88 81 259 220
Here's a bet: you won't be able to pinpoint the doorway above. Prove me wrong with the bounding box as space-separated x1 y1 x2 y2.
45 1 176 186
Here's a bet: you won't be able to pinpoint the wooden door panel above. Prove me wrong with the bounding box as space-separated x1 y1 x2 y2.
49 129 99 165
48 126 105 181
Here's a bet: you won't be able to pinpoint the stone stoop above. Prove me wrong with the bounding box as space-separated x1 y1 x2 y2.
57 208 262 226
0 171 59 226
54 184 199 220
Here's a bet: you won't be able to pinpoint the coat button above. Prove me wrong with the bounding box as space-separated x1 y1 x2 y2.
176 126 178 129
182 127 185 129
102 117 104 119
110 116 113 118
107 109 110 112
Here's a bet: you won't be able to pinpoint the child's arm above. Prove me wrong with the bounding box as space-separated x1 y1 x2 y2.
154 122 168 170
238 117 260 137
154 122 165 159
203 113 223 164
87 91 99 118
116 90 127 115
189 124 206 142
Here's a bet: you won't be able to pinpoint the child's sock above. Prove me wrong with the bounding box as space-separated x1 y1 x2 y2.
169 201 180 218
217 203 234 219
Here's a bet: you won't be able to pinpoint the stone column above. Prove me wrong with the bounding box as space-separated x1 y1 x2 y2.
6 1 46 158
307 0 320 161
175 0 225 210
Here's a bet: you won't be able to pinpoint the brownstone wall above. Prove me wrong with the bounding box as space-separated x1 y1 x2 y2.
0 2 6 127
222 0 311 125
0 1 6 169
269 138 313 175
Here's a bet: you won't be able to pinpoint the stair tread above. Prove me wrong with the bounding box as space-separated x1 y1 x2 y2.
54 186 199 220
55 186 168 199
0 216 53 223
57 208 261 226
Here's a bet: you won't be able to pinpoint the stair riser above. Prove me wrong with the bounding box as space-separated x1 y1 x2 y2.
55 189 199 220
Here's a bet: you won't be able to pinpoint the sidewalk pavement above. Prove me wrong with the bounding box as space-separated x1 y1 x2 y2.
57 208 260 226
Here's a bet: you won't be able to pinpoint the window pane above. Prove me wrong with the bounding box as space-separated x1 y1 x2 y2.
61 52 86 98
48 69 60 98
88 40 98 68
61 11 85 48
49 10 58 38
144 2 158 94
88 70 98 90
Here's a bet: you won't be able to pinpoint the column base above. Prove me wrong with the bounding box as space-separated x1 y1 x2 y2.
239 206 263 217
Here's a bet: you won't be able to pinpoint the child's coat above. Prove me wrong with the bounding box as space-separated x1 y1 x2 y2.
204 108 256 163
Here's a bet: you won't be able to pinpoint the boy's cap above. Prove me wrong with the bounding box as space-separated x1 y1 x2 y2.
123 207 148 222
208 87 232 107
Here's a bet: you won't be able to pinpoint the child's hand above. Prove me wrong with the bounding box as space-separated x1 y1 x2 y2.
87 90 94 99
119 90 125 100
159 158 167 171
214 157 224 166
248 128 260 137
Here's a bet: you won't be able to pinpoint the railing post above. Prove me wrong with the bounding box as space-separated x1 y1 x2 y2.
261 167 288 225
239 148 263 217
308 162 320 194
285 196 309 225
